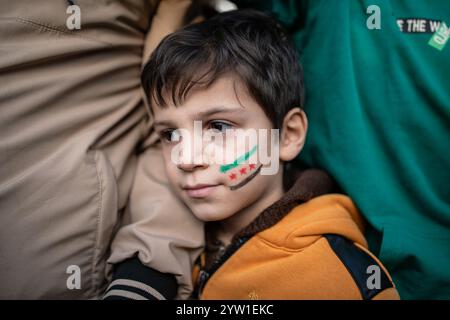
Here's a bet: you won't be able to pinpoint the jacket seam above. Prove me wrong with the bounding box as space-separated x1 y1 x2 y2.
13 16 113 46
91 151 104 299
253 234 311 253
283 217 354 244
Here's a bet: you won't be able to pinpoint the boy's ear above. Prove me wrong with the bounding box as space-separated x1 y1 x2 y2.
279 108 308 162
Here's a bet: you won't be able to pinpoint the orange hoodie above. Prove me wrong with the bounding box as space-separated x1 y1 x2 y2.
193 171 400 300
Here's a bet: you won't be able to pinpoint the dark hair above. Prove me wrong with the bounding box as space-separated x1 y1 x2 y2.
141 9 304 129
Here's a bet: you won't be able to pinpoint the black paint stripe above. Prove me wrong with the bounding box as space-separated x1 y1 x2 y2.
229 165 262 191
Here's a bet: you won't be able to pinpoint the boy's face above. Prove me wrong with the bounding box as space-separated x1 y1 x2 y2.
152 75 284 223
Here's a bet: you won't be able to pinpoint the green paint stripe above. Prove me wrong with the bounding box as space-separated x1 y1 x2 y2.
220 145 258 173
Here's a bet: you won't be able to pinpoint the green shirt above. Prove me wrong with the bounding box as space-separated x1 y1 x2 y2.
237 0 450 299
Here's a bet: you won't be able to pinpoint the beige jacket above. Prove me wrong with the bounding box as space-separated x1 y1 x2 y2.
0 0 203 299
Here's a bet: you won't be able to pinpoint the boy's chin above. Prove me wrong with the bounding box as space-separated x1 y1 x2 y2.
189 205 234 222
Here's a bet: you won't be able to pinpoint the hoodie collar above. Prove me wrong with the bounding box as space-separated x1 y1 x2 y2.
204 168 338 267
231 168 338 241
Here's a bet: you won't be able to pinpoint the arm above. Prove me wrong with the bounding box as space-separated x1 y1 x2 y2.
105 135 204 300
143 0 194 63
105 0 204 300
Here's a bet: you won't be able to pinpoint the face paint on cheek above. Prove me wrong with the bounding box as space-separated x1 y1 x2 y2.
220 144 260 190
220 145 258 173
228 164 263 191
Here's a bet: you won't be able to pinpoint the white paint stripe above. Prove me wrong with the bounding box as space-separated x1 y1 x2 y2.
104 279 166 300
103 289 147 300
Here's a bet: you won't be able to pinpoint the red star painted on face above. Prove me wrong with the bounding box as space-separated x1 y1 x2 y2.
239 167 247 175
229 173 237 180
249 164 256 170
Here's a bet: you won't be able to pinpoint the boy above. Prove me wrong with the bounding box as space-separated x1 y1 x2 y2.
141 9 400 299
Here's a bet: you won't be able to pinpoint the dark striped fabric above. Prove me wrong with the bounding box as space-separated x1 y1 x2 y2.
103 257 178 300
324 234 393 300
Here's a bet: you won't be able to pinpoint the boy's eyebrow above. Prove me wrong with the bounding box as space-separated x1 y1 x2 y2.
153 106 244 128
196 106 244 118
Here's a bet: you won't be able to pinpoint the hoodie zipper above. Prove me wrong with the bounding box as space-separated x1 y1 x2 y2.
195 236 250 297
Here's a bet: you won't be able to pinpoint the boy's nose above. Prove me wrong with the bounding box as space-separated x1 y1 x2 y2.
177 161 208 172
176 131 209 172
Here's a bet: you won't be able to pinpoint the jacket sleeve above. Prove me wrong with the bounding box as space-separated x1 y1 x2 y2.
106 0 204 300
106 138 204 299
103 256 178 300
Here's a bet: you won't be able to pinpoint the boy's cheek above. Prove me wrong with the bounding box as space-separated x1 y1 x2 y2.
163 161 180 190
162 146 179 173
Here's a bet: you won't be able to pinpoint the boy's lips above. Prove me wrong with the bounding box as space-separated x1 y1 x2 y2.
182 184 220 198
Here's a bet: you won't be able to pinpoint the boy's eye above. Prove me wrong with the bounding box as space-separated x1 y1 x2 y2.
209 121 233 133
160 129 181 143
